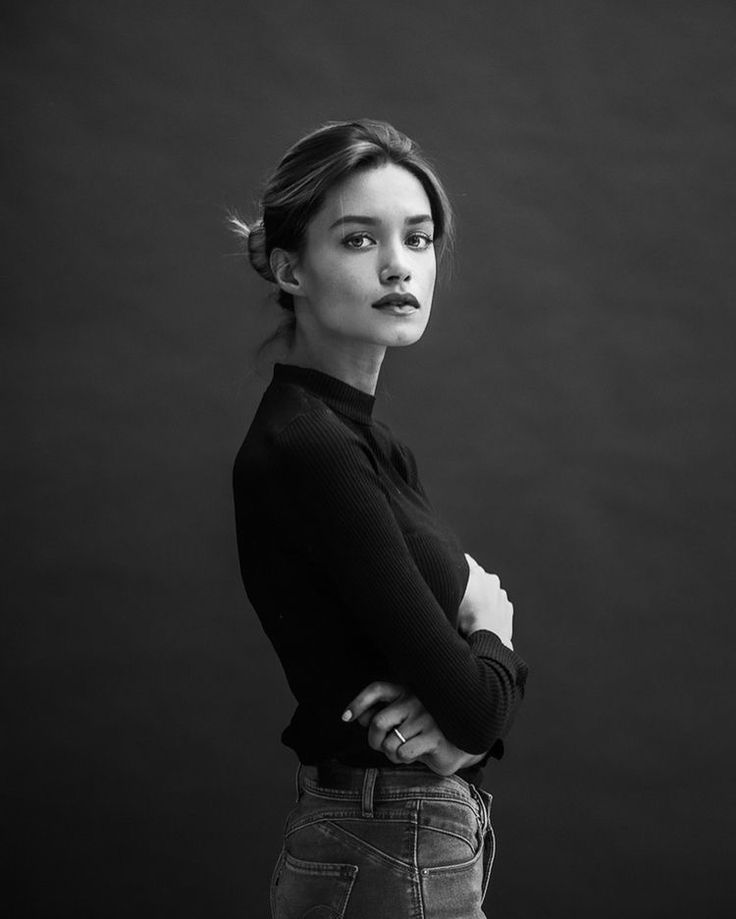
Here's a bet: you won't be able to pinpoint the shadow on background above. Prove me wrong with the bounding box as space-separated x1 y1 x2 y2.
5 2 735 916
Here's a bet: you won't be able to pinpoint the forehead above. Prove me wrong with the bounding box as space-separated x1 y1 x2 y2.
318 163 432 223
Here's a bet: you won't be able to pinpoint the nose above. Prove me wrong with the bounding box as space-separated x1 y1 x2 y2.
379 239 411 285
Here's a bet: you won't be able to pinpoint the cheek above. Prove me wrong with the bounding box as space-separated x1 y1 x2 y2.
421 275 436 311
328 263 373 304
312 254 363 296
417 253 437 292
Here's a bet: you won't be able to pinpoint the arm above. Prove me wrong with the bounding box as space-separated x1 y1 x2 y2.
275 414 528 753
346 552 520 772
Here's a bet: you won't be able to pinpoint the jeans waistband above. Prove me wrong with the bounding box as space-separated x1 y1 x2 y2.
299 758 488 820
317 759 439 789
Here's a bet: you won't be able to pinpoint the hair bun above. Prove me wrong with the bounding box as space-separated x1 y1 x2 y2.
229 214 276 283
246 221 276 283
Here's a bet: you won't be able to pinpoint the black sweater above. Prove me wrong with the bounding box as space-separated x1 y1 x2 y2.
233 362 528 785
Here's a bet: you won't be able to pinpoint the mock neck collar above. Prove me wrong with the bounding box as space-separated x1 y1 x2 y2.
273 362 375 425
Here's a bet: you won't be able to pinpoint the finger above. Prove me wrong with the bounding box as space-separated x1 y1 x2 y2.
356 703 384 728
380 730 403 760
342 681 404 723
391 714 436 762
365 721 396 755
369 707 420 754
396 729 442 763
368 712 408 751
366 696 423 749
377 712 434 761
465 553 487 573
378 723 418 761
369 697 422 733
396 711 434 739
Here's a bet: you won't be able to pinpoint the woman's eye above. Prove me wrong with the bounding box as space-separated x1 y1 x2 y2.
406 233 434 250
344 234 374 249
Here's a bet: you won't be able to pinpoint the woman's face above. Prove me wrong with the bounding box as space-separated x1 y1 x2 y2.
289 163 437 351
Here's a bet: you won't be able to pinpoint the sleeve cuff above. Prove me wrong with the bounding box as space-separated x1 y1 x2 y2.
466 629 529 688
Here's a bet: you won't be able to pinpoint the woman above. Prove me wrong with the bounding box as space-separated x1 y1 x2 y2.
231 119 528 918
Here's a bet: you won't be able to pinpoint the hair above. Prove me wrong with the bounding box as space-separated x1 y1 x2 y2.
229 119 454 351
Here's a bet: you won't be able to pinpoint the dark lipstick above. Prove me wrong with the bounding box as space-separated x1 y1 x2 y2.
371 293 420 309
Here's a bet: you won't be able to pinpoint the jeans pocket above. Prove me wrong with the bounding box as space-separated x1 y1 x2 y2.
271 849 358 919
416 798 480 871
419 842 485 919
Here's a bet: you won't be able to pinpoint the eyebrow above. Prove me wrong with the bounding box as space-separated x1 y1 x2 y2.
328 214 434 230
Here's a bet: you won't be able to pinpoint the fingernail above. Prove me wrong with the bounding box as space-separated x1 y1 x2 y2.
341 709 352 722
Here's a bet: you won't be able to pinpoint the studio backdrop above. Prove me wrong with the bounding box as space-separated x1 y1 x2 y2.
6 2 735 917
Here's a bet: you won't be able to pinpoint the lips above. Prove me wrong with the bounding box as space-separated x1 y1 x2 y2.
371 293 420 309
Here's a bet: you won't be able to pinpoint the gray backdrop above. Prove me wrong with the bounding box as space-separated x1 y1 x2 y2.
6 1 735 916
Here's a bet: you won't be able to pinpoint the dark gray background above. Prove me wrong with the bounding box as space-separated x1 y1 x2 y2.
5 2 735 916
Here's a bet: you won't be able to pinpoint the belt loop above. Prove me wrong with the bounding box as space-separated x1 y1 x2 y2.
482 789 493 833
361 767 378 817
471 783 488 833
294 763 302 802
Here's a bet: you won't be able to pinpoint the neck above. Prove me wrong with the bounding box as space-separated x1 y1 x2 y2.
287 329 386 396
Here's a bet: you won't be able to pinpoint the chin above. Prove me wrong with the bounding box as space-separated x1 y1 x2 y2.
387 328 427 348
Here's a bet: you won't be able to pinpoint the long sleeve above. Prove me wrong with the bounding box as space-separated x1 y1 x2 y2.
272 411 528 754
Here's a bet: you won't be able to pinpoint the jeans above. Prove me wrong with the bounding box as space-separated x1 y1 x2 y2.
270 760 496 919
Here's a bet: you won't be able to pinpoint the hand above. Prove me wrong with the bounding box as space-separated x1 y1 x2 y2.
458 553 514 650
342 681 487 777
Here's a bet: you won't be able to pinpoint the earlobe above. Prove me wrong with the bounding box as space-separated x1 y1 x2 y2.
269 248 301 295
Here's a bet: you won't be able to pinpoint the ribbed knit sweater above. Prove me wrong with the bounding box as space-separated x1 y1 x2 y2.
233 362 528 786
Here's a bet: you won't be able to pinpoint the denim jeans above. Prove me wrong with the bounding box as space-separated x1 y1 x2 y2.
270 760 495 919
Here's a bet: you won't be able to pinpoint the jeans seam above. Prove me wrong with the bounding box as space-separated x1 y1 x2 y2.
316 818 417 876
482 821 496 902
418 841 485 875
303 782 474 807
419 824 478 851
269 847 285 919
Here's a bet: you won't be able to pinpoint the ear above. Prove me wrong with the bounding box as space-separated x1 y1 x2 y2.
269 248 302 296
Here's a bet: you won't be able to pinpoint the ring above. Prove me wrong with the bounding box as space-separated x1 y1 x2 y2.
392 727 407 744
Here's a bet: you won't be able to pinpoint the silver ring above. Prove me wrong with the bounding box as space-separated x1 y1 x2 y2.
392 727 407 744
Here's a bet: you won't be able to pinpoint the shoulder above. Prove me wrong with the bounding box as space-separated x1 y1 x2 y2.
234 381 369 483
372 419 415 456
372 419 421 483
